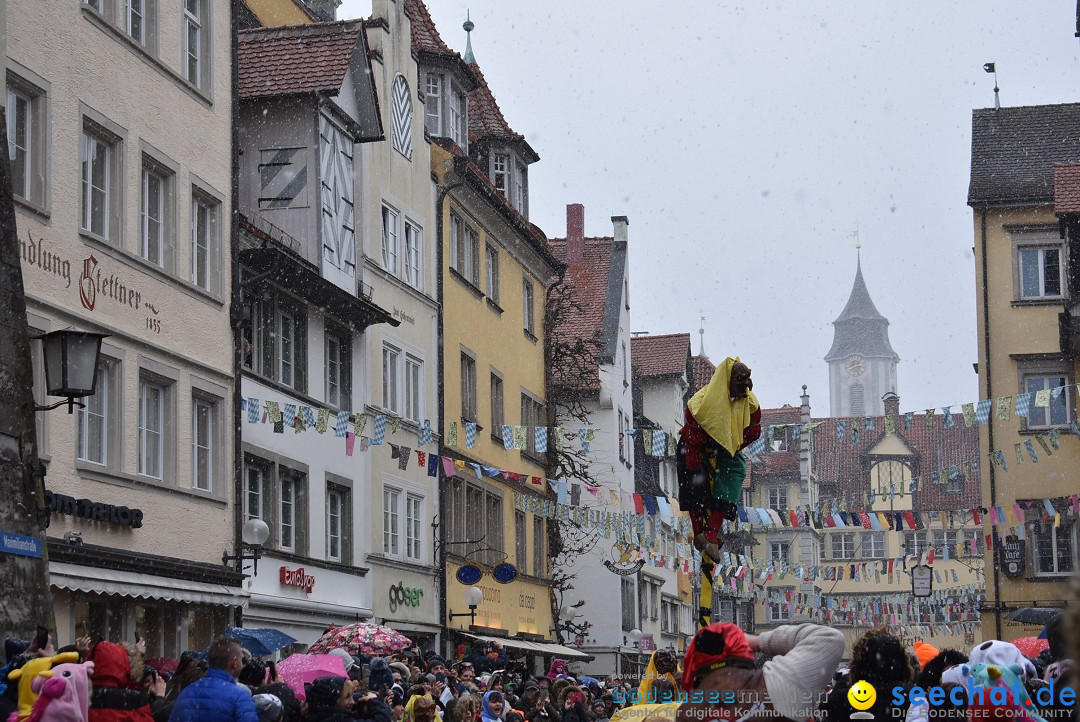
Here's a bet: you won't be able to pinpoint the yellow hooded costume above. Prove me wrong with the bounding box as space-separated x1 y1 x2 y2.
633 652 679 707
686 357 759 456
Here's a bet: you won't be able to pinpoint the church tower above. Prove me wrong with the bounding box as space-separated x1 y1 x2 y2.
825 256 899 417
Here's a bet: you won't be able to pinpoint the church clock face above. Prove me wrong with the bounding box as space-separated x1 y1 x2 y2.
846 354 866 377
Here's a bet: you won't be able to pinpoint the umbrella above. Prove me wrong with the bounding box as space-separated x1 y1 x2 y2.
276 653 347 700
224 627 297 657
1006 607 1061 625
308 622 412 657
143 658 179 676
1010 637 1049 658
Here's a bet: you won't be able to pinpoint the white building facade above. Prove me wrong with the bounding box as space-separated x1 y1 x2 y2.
235 18 397 642
11 0 241 654
548 206 638 675
358 0 443 652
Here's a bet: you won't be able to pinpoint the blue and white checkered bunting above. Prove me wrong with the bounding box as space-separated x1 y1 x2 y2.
651 429 666 456
466 422 477 448
502 424 514 449
372 415 387 445
535 426 548 453
1014 392 1032 419
334 412 350 437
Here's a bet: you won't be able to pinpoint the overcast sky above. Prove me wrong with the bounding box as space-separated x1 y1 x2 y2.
340 0 1080 415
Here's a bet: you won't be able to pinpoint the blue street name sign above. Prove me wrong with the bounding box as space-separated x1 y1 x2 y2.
0 531 43 558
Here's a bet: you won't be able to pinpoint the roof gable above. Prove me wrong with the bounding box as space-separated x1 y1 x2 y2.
810 413 980 510
547 237 623 391
968 102 1080 205
238 21 382 140
690 354 716 394
631 334 691 379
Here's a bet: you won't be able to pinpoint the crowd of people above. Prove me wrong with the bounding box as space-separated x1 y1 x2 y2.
1 609 1077 722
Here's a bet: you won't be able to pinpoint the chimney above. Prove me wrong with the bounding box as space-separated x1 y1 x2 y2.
567 204 584 266
883 392 900 421
612 215 629 245
306 0 340 21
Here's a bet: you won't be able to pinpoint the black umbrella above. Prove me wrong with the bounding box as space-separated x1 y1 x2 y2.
1006 607 1061 625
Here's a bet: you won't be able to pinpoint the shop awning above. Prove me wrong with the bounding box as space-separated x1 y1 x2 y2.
50 562 248 606
459 632 593 661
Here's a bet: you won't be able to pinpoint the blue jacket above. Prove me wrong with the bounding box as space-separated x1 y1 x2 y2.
168 668 258 722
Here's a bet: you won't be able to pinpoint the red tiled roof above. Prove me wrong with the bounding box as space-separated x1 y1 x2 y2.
1054 162 1080 214
238 21 362 99
631 334 691 379
749 406 802 479
811 413 981 511
467 62 521 141
402 0 456 57
690 354 715 394
547 237 616 392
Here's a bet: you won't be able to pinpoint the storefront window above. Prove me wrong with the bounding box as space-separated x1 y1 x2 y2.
74 596 108 640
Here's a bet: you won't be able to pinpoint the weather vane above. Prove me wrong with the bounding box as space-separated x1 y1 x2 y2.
851 222 861 251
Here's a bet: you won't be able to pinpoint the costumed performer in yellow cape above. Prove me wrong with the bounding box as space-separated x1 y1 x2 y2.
632 650 680 706
677 357 760 628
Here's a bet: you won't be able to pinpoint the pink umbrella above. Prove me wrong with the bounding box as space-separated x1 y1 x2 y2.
1010 636 1049 658
275 653 347 700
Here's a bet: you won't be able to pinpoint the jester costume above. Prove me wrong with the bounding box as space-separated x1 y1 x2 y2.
677 357 760 628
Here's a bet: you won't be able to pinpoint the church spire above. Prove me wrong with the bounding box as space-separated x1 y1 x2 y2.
462 11 476 64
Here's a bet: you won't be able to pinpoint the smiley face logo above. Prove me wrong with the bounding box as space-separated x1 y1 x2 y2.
847 680 876 711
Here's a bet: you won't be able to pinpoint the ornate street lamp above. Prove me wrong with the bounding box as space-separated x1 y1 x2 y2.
448 585 484 626
223 517 271 574
36 328 109 413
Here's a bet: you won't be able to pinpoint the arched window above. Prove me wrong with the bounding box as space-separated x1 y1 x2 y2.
391 74 412 159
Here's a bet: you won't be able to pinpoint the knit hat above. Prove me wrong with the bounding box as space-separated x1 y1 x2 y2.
968 640 1037 681
913 641 940 669
425 655 447 671
327 648 358 671
305 675 347 708
682 623 755 690
252 694 283 722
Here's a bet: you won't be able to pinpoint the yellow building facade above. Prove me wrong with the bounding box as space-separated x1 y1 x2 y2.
432 138 562 642
969 105 1080 642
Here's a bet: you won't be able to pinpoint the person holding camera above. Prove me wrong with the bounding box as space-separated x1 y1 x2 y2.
524 689 557 722
305 676 391 722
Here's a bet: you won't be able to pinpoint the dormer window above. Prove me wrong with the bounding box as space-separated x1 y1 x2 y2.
493 153 509 195
515 162 528 217
424 70 468 152
449 89 466 148
487 151 529 217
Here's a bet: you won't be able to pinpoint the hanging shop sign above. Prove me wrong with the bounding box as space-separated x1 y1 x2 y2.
1000 536 1025 578
911 565 933 597
492 563 518 584
388 583 424 613
44 490 144 528
280 566 315 593
456 565 483 585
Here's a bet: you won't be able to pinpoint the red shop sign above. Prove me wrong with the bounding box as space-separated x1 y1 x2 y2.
280 566 315 593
